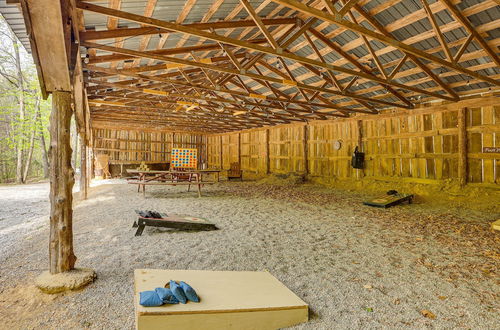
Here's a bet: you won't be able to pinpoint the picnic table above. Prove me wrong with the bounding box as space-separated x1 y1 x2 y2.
126 169 221 197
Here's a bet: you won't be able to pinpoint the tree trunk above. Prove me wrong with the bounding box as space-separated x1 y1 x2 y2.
49 91 76 274
79 134 87 199
13 35 25 184
22 96 40 182
37 110 50 178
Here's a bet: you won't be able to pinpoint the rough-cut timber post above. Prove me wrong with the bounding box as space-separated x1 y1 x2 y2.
80 134 88 200
303 124 308 175
90 147 95 179
49 91 77 274
219 135 223 169
237 133 241 166
457 107 468 187
171 132 175 158
265 128 270 174
357 120 364 178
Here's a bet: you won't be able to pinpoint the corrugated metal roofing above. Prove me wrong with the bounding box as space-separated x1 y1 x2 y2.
0 0 31 53
2 0 499 126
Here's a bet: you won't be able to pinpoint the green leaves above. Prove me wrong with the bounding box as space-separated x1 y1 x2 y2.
0 16 51 182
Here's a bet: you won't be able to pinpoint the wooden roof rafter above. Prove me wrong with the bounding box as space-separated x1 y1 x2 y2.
75 0 499 133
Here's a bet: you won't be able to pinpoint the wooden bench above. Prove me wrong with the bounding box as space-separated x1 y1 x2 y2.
127 180 216 197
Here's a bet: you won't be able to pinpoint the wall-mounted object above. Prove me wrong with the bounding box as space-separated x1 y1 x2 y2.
333 140 342 150
351 146 365 169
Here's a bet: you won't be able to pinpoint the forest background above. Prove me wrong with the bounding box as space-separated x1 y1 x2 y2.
0 16 80 183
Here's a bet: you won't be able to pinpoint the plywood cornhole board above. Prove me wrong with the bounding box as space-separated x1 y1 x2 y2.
133 212 217 236
363 193 414 208
134 269 308 330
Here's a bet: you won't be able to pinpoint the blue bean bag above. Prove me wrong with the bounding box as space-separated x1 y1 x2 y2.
139 290 164 307
155 287 179 304
180 281 200 302
169 280 187 304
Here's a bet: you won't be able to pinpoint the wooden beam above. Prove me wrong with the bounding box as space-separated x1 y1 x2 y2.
457 107 468 187
85 66 353 113
308 27 414 106
240 0 279 49
269 0 499 86
85 73 349 116
349 5 459 100
80 18 296 41
303 124 308 175
22 0 72 92
420 0 453 62
321 0 338 15
82 41 423 108
88 43 254 64
388 54 408 80
453 34 474 63
79 135 88 200
439 0 500 67
76 2 466 100
49 91 76 274
265 128 270 174
338 0 362 16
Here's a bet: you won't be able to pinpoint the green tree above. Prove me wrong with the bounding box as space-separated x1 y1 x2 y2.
0 16 51 183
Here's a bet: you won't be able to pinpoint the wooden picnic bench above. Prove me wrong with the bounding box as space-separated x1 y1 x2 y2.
126 169 221 197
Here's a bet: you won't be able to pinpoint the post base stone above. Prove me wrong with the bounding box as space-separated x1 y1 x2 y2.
35 268 96 294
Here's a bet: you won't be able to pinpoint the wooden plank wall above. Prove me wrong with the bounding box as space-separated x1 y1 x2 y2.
91 128 206 165
207 98 499 186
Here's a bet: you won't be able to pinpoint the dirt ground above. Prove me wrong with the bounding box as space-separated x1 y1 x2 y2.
0 179 498 329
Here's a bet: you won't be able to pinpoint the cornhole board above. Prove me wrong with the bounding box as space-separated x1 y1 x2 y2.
363 193 414 208
133 211 217 236
134 269 308 330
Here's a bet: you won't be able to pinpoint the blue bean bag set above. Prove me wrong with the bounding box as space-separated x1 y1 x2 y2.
140 280 200 307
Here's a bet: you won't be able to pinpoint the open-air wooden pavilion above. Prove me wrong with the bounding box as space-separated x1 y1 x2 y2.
1 0 499 328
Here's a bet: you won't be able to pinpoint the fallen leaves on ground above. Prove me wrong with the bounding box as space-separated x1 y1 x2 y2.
421 309 436 319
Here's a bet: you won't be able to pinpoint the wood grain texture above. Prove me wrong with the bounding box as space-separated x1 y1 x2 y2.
49 91 76 274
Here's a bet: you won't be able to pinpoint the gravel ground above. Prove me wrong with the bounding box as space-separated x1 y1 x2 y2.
0 180 498 329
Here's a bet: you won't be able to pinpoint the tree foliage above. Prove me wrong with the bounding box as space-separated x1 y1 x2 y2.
0 16 51 183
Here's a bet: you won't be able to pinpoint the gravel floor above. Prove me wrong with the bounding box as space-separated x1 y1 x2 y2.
0 180 498 329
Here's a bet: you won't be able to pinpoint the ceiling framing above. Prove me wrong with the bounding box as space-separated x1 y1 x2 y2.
73 0 499 133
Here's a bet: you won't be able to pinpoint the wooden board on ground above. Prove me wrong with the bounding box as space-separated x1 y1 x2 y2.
363 193 414 208
133 212 217 236
134 269 308 330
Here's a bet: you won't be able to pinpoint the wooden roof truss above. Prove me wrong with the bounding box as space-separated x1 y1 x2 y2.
76 0 500 132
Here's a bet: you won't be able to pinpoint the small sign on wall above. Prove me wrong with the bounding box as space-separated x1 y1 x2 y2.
483 147 500 153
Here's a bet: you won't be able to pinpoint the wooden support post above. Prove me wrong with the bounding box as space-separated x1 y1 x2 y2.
49 91 77 274
237 133 241 165
86 147 91 185
303 124 308 175
265 128 270 174
89 147 95 179
357 119 364 178
219 135 223 170
79 134 88 199
458 107 468 187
